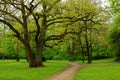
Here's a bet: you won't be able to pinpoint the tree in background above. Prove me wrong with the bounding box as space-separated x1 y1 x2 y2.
0 24 8 60
13 38 24 62
109 0 120 61
109 0 120 14
109 14 120 61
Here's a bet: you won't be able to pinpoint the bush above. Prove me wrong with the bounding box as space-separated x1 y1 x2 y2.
114 57 120 62
52 52 70 60
42 57 46 62
43 48 57 60
92 55 110 60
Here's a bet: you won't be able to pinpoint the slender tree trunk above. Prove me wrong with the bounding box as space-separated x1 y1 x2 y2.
78 36 85 63
66 38 75 61
16 40 20 62
2 23 6 60
15 54 20 62
85 37 91 63
89 29 92 63
82 48 85 63
69 51 74 61
70 40 75 61
2 54 5 60
84 21 92 64
87 48 92 63
70 53 74 61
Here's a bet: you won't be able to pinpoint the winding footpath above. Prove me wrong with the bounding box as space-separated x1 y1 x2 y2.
45 62 84 80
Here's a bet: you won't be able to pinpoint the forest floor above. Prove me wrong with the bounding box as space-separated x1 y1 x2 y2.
45 62 84 80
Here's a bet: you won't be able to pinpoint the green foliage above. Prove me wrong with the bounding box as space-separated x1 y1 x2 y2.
108 0 120 61
109 13 120 60
43 48 57 60
109 0 120 14
0 37 15 59
114 57 120 62
92 43 113 60
0 36 26 59
109 14 120 43
52 52 70 60
90 23 114 60
63 0 98 17
0 0 114 63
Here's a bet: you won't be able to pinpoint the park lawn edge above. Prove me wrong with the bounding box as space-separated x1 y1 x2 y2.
0 60 69 80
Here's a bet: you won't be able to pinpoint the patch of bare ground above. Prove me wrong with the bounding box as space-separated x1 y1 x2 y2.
45 62 84 80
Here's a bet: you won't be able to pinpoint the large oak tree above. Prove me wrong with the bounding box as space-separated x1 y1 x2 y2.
0 0 104 67
0 0 88 67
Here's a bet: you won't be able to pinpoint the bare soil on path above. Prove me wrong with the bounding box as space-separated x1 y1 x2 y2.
45 62 84 80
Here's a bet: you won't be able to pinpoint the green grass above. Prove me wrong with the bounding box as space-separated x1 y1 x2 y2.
74 59 120 80
78 58 115 64
0 60 68 80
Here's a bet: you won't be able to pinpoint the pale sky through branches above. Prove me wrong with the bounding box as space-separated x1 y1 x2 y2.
62 0 109 7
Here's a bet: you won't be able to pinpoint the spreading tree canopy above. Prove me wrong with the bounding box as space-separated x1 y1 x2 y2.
0 0 100 67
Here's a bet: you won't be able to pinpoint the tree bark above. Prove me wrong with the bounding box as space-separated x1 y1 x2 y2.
84 21 92 64
2 54 5 60
85 37 91 63
35 45 44 66
20 0 44 67
15 54 20 62
78 36 85 63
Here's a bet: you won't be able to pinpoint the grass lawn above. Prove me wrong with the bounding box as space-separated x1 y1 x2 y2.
0 60 68 80
74 59 120 80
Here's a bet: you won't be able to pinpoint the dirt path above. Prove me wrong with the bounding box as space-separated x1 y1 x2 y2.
45 62 84 80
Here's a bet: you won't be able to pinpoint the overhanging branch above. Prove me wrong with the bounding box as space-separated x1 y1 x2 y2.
0 19 25 44
0 9 23 25
44 40 63 48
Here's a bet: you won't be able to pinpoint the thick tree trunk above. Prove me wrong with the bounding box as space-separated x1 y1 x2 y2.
35 44 44 67
25 45 36 67
25 44 44 67
21 5 44 67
